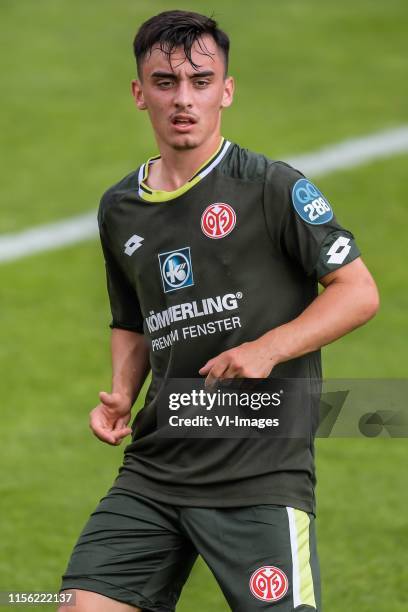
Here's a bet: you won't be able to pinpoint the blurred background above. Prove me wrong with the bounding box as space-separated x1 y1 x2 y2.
1 1 407 610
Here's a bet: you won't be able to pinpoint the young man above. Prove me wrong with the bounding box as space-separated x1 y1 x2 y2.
59 10 379 612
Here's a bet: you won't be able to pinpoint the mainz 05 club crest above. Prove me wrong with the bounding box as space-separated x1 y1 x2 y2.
201 203 236 238
249 565 289 602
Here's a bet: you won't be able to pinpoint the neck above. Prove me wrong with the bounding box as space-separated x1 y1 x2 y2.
146 132 223 192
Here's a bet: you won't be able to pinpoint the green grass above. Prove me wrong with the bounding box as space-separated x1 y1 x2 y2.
1 0 407 610
1 0 408 232
319 153 408 378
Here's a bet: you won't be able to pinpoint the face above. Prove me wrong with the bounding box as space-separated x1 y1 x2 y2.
131 34 234 151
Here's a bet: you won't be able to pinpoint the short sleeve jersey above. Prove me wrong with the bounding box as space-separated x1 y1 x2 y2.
98 138 360 514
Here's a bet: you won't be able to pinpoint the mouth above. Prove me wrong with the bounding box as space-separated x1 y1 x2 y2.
171 114 198 132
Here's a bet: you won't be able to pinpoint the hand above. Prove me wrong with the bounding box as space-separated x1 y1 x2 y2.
198 339 276 387
89 391 133 446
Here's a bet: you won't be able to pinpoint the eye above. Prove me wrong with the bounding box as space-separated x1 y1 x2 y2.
157 80 174 89
194 79 210 88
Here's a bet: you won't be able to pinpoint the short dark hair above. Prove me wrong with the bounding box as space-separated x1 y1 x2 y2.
133 10 230 79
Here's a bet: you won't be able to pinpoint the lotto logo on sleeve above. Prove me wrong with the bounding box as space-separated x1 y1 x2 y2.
292 178 333 225
249 566 289 602
158 247 194 293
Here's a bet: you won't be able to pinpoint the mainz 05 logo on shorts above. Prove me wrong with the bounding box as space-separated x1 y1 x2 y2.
249 565 289 602
292 178 333 225
158 247 194 293
201 203 236 238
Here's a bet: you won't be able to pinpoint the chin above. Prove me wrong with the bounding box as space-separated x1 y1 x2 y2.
170 135 200 151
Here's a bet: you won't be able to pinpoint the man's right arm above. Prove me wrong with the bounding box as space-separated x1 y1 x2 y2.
89 329 150 445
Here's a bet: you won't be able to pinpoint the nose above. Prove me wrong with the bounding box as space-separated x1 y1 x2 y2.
173 79 193 109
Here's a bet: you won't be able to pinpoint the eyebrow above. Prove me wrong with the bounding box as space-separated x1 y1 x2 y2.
150 70 215 79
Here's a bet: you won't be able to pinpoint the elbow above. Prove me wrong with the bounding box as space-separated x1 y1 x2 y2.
358 281 380 324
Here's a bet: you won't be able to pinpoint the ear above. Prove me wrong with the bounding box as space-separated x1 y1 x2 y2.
221 76 234 109
131 79 147 110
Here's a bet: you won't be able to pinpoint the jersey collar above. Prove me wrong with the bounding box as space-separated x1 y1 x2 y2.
137 137 231 203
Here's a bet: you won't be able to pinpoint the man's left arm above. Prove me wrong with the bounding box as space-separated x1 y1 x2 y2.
199 257 379 384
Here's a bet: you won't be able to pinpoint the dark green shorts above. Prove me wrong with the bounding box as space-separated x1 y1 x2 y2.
60 487 321 611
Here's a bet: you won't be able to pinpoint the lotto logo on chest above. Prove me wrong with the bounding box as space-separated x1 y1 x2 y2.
201 203 236 239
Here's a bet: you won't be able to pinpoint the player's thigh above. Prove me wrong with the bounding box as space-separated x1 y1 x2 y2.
180 504 321 611
60 487 197 612
58 588 140 611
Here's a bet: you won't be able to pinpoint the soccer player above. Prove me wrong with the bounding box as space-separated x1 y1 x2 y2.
59 10 379 612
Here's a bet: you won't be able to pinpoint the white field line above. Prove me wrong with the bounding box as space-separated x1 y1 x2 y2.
0 212 97 263
1 125 408 263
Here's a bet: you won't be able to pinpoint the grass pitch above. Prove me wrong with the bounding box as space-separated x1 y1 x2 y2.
1 1 407 610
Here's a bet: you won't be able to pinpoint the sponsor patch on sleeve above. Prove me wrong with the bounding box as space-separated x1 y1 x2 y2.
292 178 333 225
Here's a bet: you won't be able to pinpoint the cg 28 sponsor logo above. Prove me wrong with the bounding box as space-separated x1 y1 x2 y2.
292 178 333 225
201 203 236 238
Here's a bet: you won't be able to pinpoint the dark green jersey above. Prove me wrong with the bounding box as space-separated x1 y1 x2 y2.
97 138 360 514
